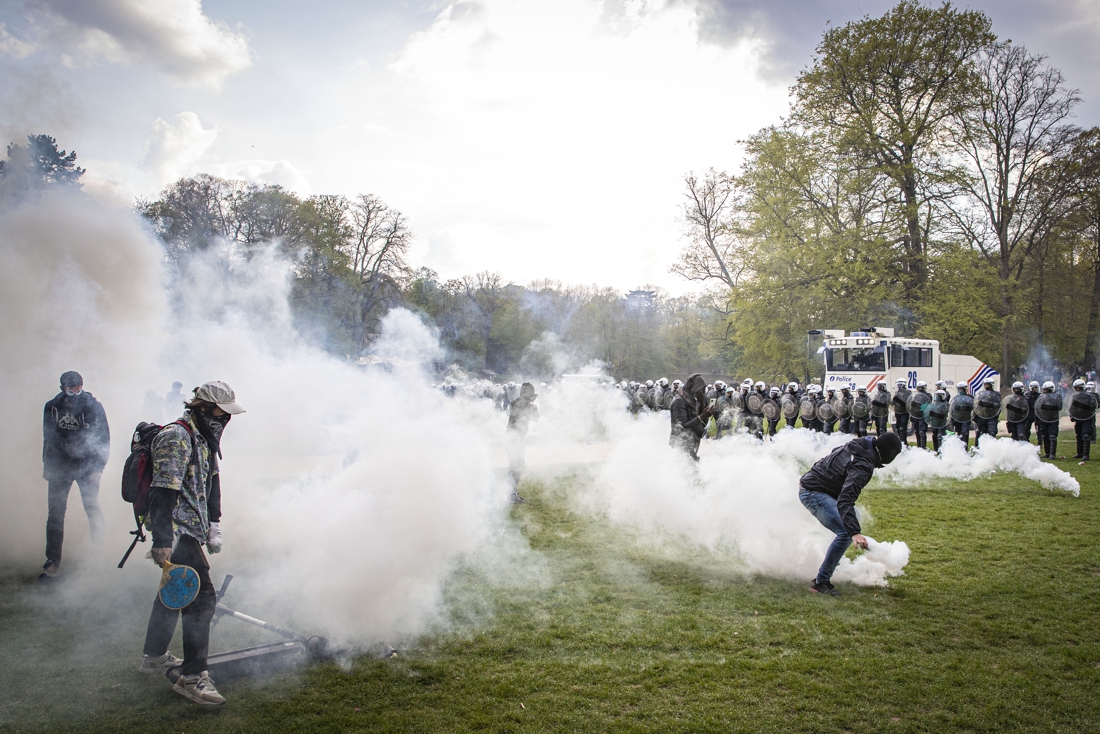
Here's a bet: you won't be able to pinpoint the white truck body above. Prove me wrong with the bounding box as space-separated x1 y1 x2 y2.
821 329 999 393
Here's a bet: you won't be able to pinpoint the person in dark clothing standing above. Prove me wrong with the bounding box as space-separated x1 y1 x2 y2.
669 373 714 461
140 381 244 705
798 433 902 595
505 382 539 504
40 371 110 581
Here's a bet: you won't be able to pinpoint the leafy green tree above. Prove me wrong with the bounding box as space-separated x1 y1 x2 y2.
794 0 995 313
0 134 84 199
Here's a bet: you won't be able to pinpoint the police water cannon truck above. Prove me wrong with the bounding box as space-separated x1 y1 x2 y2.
820 328 999 394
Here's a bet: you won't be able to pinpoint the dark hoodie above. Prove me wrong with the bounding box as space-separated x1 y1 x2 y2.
798 436 880 536
669 375 708 458
42 391 110 479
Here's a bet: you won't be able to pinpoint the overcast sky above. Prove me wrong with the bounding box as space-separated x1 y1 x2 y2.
2 0 1098 294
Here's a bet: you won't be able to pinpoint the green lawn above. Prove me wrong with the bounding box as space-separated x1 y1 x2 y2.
1 431 1098 733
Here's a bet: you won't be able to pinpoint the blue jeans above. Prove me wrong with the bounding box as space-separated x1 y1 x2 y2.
799 489 851 585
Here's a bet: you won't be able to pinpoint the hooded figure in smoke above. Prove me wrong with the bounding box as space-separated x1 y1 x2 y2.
141 381 245 706
505 382 539 503
39 370 111 580
669 373 714 461
798 432 903 596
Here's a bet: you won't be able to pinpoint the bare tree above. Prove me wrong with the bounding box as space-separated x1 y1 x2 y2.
947 41 1080 379
344 193 414 348
672 169 743 290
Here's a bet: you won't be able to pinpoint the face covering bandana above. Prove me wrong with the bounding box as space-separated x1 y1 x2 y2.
193 409 231 458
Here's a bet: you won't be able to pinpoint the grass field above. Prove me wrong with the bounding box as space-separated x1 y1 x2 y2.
1 431 1098 733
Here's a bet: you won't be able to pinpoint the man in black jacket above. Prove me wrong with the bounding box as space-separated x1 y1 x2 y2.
669 373 714 461
40 371 110 580
798 433 902 595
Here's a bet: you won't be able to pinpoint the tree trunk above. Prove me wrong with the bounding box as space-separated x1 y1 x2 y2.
1084 228 1100 371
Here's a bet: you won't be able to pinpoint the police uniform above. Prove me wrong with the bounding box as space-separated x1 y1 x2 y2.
892 379 911 445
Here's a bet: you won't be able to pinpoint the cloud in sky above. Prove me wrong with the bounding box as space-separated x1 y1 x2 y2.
325 0 786 290
140 111 217 185
24 0 251 88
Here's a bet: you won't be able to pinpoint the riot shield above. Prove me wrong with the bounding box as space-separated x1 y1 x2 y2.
949 395 974 424
781 396 799 419
870 390 891 418
973 389 1002 420
927 400 950 430
1069 391 1098 421
762 399 780 420
1034 393 1061 424
892 387 911 416
1004 394 1030 424
799 399 816 420
850 396 871 420
746 392 764 415
832 398 850 419
816 400 836 423
907 391 931 421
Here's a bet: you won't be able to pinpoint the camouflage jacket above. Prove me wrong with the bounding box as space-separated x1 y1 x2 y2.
150 411 217 543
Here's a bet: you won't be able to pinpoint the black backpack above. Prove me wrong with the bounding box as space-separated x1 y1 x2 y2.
117 420 193 568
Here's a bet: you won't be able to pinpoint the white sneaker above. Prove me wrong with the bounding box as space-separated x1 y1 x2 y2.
173 670 225 705
139 652 182 675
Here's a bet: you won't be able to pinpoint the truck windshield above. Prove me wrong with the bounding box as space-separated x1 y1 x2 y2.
825 347 885 372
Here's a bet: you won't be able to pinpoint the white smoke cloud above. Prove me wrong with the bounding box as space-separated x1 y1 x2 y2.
0 191 530 650
210 158 313 197
26 0 252 88
140 111 218 185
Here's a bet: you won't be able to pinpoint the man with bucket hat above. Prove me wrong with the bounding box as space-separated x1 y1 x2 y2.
139 381 244 705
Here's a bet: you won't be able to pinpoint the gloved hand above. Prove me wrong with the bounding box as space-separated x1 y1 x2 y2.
207 522 223 554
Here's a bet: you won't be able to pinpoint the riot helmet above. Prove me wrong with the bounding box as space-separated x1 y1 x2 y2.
769 385 780 397
1042 381 1055 392
916 381 928 390
1073 378 1085 390
1087 382 1096 393
646 380 654 388
714 380 726 391
983 378 995 389
742 378 753 388
856 386 867 394
658 377 669 387
895 378 907 386
826 387 836 396
672 379 682 389
1029 381 1040 391
877 383 889 392
787 382 799 392
957 383 969 394
934 389 947 401
754 381 766 391
935 380 946 389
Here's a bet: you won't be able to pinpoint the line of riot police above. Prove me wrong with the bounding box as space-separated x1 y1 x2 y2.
629 373 1098 460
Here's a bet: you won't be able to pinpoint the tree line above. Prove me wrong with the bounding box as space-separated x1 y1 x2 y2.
676 0 1100 385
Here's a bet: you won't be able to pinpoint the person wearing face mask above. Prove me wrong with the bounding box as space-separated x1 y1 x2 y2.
669 373 715 461
40 371 111 581
140 381 244 706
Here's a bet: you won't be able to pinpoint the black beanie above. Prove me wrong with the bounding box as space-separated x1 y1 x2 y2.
874 433 902 465
60 371 83 388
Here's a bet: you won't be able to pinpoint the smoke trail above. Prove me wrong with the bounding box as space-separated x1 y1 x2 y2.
879 435 1080 496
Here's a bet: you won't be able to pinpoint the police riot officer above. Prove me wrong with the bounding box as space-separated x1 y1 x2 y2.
912 381 930 450
766 385 782 437
1026 380 1041 440
929 389 949 452
1070 379 1097 460
713 381 734 438
750 381 768 439
1035 381 1063 460
853 386 870 437
822 387 839 435
656 378 671 411
892 378 911 446
785 382 802 430
950 383 974 448
1006 382 1032 442
838 386 853 435
973 378 1001 444
871 382 891 436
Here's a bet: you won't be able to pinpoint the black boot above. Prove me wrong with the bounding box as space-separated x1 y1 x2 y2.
1074 436 1083 459
1050 437 1058 459
1084 441 1091 462
1041 436 1050 459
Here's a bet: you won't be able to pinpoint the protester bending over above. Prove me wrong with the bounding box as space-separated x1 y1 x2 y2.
798 432 903 596
140 381 244 705
40 371 110 581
